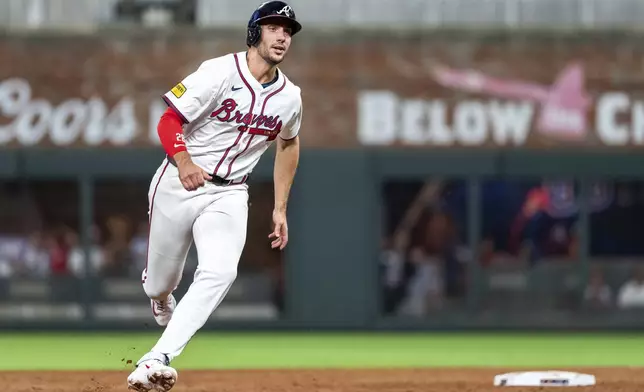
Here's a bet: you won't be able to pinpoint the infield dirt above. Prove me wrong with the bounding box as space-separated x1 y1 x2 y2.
0 367 641 392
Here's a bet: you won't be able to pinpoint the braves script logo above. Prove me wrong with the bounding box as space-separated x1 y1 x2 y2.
432 62 591 140
210 98 282 140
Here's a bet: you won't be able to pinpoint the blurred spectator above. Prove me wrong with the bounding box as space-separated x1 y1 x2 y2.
429 212 460 292
583 268 613 309
381 237 406 291
20 231 50 277
380 236 412 314
0 235 29 277
381 180 471 316
508 183 579 264
402 211 469 315
398 245 443 315
47 226 71 276
102 215 134 277
381 181 442 315
67 225 106 277
617 267 644 309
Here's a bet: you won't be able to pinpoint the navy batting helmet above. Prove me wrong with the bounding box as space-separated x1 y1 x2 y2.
246 1 302 47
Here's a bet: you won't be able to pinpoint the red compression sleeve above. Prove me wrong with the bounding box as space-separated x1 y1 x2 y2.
158 107 187 157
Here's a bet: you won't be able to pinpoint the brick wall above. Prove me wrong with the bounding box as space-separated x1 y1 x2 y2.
2 30 644 149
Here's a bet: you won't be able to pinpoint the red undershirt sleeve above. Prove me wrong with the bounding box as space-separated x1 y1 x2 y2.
157 107 187 157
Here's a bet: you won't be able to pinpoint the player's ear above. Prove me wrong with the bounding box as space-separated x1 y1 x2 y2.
255 26 265 47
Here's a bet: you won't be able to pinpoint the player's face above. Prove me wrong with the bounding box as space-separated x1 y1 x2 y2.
257 21 292 65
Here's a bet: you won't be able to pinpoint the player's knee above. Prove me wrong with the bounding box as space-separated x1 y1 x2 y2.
141 268 176 300
143 282 174 301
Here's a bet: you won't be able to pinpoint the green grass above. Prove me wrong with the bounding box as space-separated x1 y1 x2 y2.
1 332 644 371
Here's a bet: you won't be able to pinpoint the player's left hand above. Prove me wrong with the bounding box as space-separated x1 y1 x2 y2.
269 209 288 250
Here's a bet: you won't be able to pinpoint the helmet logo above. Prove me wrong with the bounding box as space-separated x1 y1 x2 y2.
276 5 293 17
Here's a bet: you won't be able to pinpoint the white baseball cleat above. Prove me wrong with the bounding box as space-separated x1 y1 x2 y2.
151 294 176 326
127 359 178 392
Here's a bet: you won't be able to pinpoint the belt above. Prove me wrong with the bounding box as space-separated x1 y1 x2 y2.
166 156 248 186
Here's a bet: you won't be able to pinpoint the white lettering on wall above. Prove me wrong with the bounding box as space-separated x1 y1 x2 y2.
0 78 163 146
488 100 533 145
597 93 629 145
50 99 86 145
357 91 397 145
360 90 644 146
358 91 533 146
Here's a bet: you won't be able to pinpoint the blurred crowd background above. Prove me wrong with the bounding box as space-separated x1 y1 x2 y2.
0 180 281 281
2 0 644 329
0 179 285 321
380 180 644 316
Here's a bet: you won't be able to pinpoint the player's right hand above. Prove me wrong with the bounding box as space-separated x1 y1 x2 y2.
174 153 212 191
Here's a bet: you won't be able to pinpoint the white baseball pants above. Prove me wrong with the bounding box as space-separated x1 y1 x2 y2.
141 157 249 361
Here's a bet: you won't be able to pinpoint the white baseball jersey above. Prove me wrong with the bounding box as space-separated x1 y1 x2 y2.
162 51 303 181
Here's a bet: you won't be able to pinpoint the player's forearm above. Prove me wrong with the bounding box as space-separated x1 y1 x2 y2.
273 137 300 212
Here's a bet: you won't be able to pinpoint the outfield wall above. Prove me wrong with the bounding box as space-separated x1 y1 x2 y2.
2 149 644 330
2 29 644 330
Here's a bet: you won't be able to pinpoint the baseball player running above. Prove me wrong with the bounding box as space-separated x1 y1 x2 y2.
127 2 302 390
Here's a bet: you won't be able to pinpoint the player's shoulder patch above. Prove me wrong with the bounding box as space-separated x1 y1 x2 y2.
171 82 187 98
